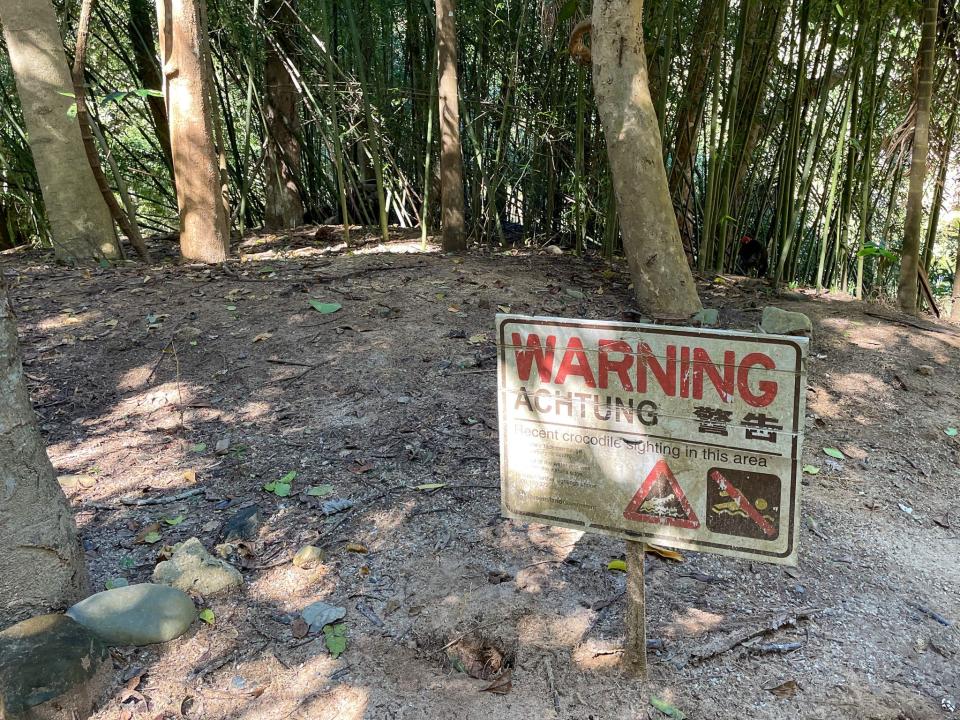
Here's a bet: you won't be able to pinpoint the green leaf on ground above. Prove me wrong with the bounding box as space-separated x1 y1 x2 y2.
415 483 447 491
309 300 342 314
307 484 335 497
823 447 845 460
802 465 820 475
163 515 185 526
273 482 292 497
323 623 347 658
650 696 685 719
280 471 297 483
198 609 215 625
945 427 958 437
142 531 162 544
190 443 207 453
607 559 627 572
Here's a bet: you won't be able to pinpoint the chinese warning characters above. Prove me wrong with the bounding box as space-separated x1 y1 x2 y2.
497 315 809 565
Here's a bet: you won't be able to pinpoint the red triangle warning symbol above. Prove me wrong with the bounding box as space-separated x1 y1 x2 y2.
624 459 700 529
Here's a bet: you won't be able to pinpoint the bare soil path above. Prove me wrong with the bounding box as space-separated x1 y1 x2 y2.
3 231 959 720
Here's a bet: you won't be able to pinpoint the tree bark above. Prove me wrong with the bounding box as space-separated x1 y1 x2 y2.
129 0 175 181
592 0 702 317
263 0 305 230
0 0 120 264
898 0 937 314
0 278 88 628
951 227 960 323
156 0 231 263
436 0 466 252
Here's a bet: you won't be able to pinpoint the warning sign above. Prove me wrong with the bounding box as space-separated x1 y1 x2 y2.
496 314 808 565
623 459 700 529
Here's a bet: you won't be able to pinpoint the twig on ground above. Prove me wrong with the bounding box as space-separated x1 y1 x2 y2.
544 657 561 715
120 487 204 506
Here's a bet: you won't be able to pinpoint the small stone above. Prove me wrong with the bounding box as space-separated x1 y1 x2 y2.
691 308 720 327
760 307 813 338
66 583 196 646
301 602 346 633
215 437 231 455
222 505 261 542
292 546 327 569
917 365 935 376
0 615 110 718
152 537 243 595
544 245 563 255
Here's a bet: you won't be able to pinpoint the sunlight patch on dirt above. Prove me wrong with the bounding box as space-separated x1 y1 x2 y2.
664 607 725 638
37 310 101 331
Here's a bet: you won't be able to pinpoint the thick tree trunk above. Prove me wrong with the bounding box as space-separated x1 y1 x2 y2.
0 279 88 628
898 0 937 314
156 0 231 263
0 0 120 264
436 0 466 252
592 0 702 317
129 0 175 181
263 0 305 230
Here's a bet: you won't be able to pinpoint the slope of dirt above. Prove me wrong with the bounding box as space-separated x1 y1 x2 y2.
2 231 959 720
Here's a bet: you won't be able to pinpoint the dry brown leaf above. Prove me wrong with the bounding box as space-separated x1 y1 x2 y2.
646 544 684 562
182 468 197 484
252 332 272 343
291 617 309 639
768 679 800 698
480 669 512 695
349 463 373 474
346 543 368 554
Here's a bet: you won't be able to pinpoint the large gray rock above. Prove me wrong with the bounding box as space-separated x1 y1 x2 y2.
66 583 195 646
760 307 813 338
0 614 110 719
152 537 243 596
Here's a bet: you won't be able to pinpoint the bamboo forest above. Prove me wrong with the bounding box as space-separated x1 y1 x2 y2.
2 0 960 718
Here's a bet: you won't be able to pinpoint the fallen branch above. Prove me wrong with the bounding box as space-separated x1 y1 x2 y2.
120 487 204 506
676 607 824 667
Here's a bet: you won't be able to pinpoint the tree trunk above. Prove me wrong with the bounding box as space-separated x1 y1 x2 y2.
263 0 305 230
436 0 466 252
592 0 702 317
129 0 175 182
897 0 937 314
0 279 88 628
156 0 231 263
951 227 960 323
0 0 120 264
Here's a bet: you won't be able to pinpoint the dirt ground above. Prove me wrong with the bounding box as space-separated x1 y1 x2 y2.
2 228 959 720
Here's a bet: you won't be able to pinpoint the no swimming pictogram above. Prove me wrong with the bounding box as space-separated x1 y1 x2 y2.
623 459 700 529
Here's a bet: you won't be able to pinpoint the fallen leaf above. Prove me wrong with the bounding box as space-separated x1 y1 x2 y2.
946 427 958 437
323 623 347 658
290 617 309 638
415 483 447 491
480 669 512 695
346 543 368 553
822 447 845 460
135 522 162 544
309 300 342 314
182 468 197 483
306 484 335 497
802 465 820 475
252 332 272 343
650 696 685 719
163 515 185 526
767 679 800 698
349 463 373 474
467 333 488 345
198 609 215 625
190 443 207 453
607 559 627 572
646 544 684 562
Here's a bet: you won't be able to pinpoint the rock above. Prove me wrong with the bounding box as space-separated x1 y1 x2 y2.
301 602 346 633
917 365 935 376
691 308 719 327
0 615 110 719
215 437 231 455
66 583 196 646
152 537 243 595
544 245 563 255
292 546 326 569
222 505 261 541
760 307 813 337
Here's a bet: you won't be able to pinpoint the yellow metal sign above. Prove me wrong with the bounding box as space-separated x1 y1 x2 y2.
497 315 808 565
